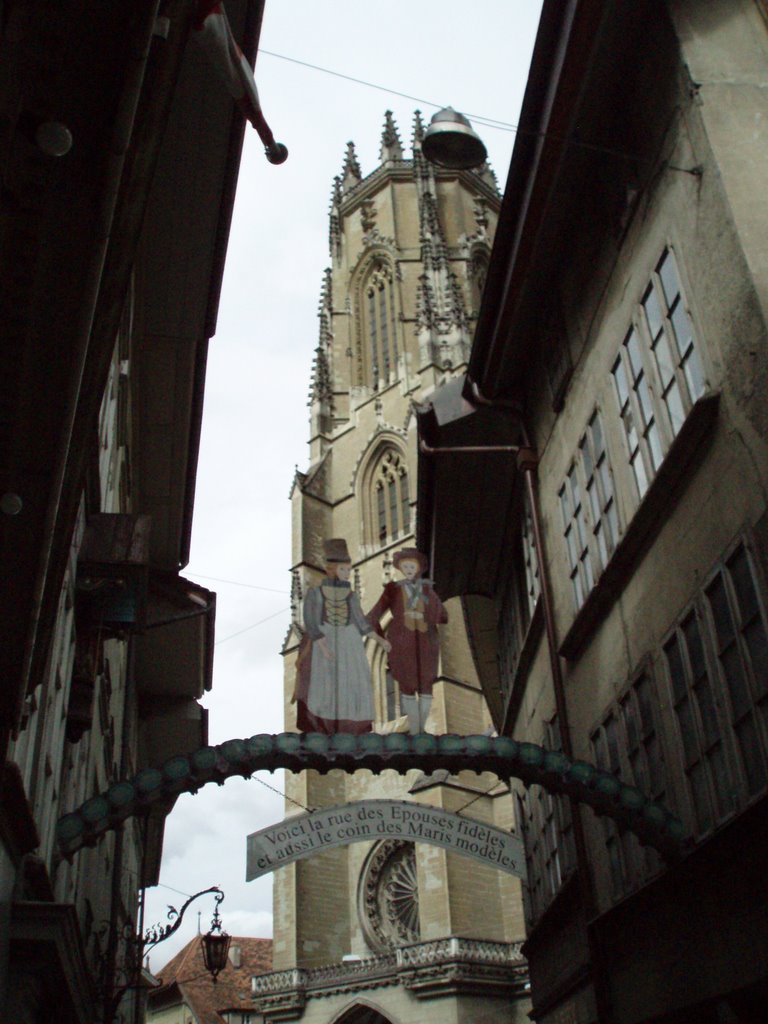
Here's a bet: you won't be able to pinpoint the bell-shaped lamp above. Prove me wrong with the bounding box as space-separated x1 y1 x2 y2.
422 108 487 170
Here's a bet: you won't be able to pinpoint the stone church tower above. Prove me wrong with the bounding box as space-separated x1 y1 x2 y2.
264 113 529 1024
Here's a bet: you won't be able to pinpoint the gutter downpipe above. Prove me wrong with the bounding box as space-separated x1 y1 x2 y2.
467 377 611 1024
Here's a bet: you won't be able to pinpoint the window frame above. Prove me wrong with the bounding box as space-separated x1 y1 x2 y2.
518 718 575 928
498 490 541 702
661 537 768 838
612 246 707 503
368 447 411 549
559 407 620 611
362 260 398 387
590 668 668 897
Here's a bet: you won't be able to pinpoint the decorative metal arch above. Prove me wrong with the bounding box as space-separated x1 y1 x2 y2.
56 733 686 860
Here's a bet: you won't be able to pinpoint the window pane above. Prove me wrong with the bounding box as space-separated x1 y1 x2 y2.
569 466 581 510
622 694 639 749
669 298 694 362
590 412 605 456
582 552 594 590
708 742 734 817
683 614 706 682
721 644 752 719
631 450 649 497
607 501 619 547
587 480 600 524
390 288 399 362
594 456 608 496
708 576 735 649
636 375 654 425
573 571 584 609
388 477 398 534
693 678 720 748
626 330 643 379
735 715 767 794
744 619 768 696
665 636 687 701
604 716 621 773
400 473 410 531
377 485 386 540
613 358 629 405
379 286 390 375
647 420 663 471
646 735 665 797
559 486 571 526
657 249 679 308
688 760 712 833
368 290 378 373
595 523 608 568
643 286 664 340
664 380 686 436
622 404 639 453
727 547 759 621
652 333 676 390
565 526 578 568
581 435 593 478
677 698 700 767
682 347 706 401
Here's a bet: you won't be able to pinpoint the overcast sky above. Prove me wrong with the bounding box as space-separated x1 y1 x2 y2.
143 0 542 972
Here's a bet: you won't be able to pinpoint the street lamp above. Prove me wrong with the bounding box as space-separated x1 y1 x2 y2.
105 885 230 1021
421 107 488 169
198 891 231 982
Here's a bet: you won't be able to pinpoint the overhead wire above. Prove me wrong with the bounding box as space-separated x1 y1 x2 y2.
257 47 639 162
214 607 290 646
257 48 517 134
189 572 289 594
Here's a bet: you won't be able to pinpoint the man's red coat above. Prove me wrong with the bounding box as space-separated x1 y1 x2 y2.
367 580 448 695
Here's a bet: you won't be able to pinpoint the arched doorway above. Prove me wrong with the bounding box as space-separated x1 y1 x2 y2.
334 1004 395 1024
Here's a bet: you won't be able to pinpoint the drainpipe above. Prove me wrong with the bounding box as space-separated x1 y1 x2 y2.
466 378 611 1023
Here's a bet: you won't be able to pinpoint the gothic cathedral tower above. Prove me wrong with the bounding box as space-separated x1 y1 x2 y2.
271 113 528 1024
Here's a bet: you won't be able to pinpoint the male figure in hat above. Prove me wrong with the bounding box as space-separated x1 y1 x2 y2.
367 548 448 734
293 538 390 734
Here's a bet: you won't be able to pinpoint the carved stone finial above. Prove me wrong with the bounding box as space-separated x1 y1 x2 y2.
341 141 362 192
411 110 425 150
478 161 500 194
380 110 404 163
329 176 342 260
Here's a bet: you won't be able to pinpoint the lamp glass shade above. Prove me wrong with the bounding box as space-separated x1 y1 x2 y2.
422 108 487 169
202 929 231 980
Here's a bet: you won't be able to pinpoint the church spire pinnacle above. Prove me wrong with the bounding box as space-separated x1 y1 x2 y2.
341 141 362 192
411 110 425 152
379 110 403 163
328 175 342 260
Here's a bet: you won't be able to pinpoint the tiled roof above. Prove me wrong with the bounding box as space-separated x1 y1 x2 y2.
150 935 273 1024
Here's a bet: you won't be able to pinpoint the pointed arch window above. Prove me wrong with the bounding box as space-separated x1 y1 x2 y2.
469 249 490 313
371 449 410 545
363 261 398 386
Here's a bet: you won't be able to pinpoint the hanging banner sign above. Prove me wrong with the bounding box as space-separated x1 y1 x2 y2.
246 799 526 881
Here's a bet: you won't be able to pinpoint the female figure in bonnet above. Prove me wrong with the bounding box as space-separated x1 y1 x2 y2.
293 538 390 734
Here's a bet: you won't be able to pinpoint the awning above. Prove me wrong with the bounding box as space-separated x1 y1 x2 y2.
133 574 216 699
416 376 522 600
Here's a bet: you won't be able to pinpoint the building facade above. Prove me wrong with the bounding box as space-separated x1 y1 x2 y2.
252 115 529 1023
417 2 768 1022
148 935 272 1024
0 2 265 1020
